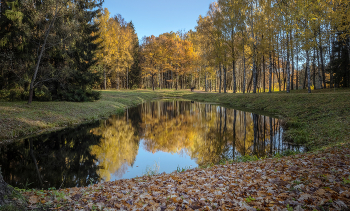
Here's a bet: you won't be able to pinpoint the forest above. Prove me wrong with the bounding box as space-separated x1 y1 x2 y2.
0 0 350 101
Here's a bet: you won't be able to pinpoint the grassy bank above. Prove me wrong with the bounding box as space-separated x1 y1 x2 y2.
180 88 350 150
1 88 349 150
0 90 162 142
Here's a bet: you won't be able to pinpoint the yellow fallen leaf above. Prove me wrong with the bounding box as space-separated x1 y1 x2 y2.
29 195 39 204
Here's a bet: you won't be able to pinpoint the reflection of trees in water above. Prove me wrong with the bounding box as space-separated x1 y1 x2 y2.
0 123 102 189
90 116 140 181
138 100 302 166
0 100 303 189
140 101 202 154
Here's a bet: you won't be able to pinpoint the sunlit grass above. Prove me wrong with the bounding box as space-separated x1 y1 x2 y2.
178 88 350 150
0 90 161 141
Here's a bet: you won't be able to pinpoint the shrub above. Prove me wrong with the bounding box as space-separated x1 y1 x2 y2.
35 85 52 101
0 90 10 100
9 89 24 101
86 90 101 101
0 89 29 101
58 87 101 102
131 84 139 90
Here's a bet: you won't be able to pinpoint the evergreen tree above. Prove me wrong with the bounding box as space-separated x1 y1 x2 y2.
59 0 104 101
128 21 142 89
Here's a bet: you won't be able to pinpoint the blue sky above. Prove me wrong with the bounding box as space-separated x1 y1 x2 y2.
102 0 214 40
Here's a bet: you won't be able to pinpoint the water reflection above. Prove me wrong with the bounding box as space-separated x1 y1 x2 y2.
0 123 102 190
144 101 301 164
0 100 303 189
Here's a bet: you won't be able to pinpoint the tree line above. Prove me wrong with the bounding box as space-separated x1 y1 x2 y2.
187 0 350 93
141 0 349 93
1 0 349 103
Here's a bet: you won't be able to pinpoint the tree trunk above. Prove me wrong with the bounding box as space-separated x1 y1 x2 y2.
224 64 227 93
243 39 246 94
127 67 129 89
303 64 307 89
277 35 281 92
312 47 316 89
28 4 59 104
117 72 120 89
277 56 281 92
286 34 290 93
263 55 265 92
103 68 106 90
159 71 162 89
171 70 174 89
205 70 208 92
296 48 299 90
210 79 212 92
330 37 335 88
282 59 286 91
319 44 326 88
273 54 275 91
176 73 179 90
269 52 272 93
152 74 155 91
306 50 311 93
291 31 294 90
316 45 323 89
232 60 236 93
199 67 201 90
219 64 222 93
252 47 257 93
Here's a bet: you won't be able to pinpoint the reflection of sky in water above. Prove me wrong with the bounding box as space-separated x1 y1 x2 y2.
110 139 198 181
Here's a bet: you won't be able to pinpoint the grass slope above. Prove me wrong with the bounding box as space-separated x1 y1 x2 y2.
0 90 160 141
1 88 349 150
179 88 350 150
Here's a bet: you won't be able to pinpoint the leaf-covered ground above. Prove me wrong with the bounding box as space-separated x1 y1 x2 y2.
18 144 350 210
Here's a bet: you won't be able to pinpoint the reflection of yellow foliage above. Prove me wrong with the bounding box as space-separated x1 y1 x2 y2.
140 101 278 166
90 116 139 181
90 100 280 180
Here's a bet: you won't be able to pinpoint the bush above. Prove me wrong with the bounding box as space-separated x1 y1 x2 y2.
131 84 139 90
0 89 28 101
9 89 24 101
86 90 101 101
35 85 52 101
58 87 101 102
0 90 10 100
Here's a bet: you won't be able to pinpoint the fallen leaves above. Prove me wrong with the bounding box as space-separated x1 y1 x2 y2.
19 144 350 210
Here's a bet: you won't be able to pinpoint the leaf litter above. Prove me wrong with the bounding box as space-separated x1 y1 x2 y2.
19 144 350 210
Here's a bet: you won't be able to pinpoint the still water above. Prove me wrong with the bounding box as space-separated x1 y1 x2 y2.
0 100 303 189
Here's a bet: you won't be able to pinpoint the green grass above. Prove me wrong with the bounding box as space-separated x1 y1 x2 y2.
179 88 350 150
0 90 160 141
1 88 349 151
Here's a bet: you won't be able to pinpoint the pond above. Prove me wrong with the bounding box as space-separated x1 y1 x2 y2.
0 100 303 190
